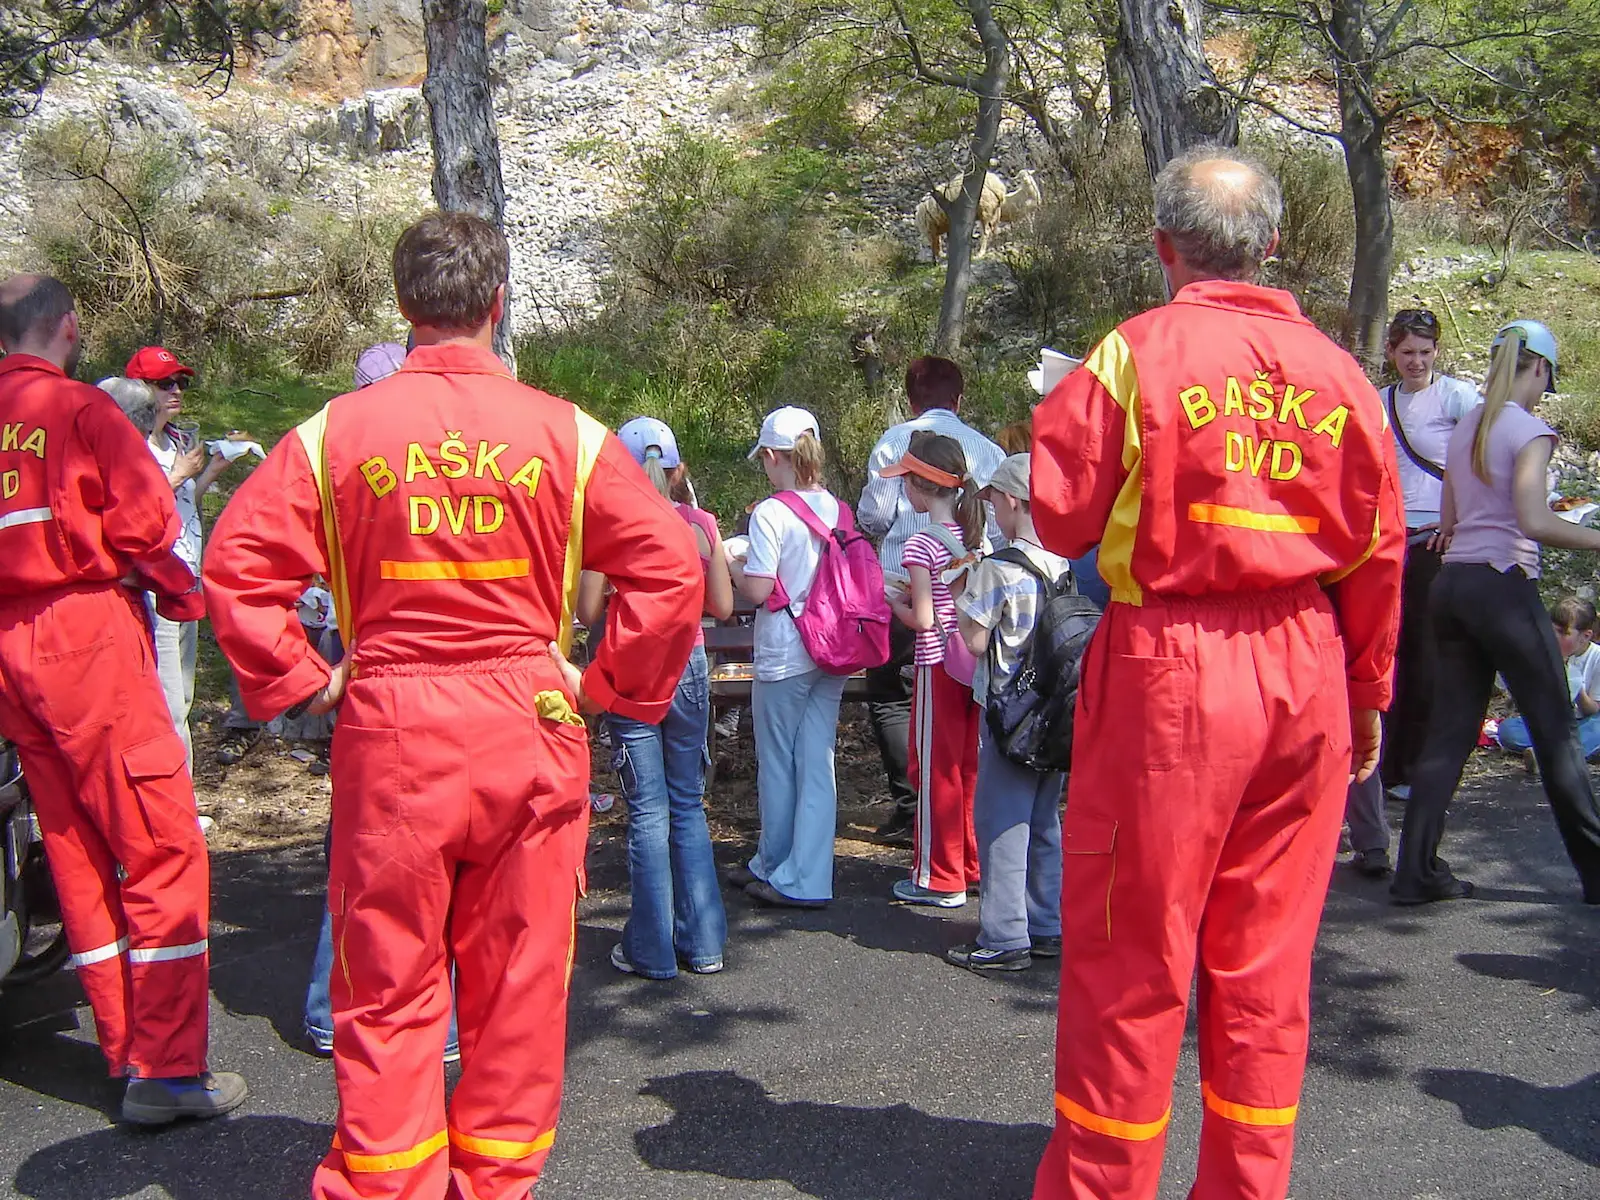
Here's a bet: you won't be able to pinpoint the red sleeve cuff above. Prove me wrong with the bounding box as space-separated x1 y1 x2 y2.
240 652 333 723
582 664 672 725
1348 680 1392 712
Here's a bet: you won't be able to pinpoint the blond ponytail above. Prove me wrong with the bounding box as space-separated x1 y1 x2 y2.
641 451 673 500
1473 330 1542 485
789 431 825 489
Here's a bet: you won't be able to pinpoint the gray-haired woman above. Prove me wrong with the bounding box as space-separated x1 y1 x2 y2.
97 375 228 771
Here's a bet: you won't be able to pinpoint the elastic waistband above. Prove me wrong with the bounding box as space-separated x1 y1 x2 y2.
356 650 552 679
1118 580 1325 617
0 579 130 617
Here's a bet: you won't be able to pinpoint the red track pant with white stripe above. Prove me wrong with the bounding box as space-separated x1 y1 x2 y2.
1034 584 1351 1200
0 585 210 1078
908 664 980 893
312 656 591 1200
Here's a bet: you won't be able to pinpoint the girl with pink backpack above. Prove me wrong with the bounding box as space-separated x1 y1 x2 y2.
727 407 853 908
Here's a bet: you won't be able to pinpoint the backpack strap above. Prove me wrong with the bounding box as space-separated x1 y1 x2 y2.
1385 384 1444 481
924 522 968 561
773 490 850 542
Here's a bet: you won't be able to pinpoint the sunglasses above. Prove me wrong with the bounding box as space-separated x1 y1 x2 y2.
1390 309 1439 332
151 377 187 392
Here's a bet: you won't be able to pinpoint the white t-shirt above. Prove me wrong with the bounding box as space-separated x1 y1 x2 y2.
147 431 202 575
1567 642 1600 708
744 489 841 682
1385 374 1479 527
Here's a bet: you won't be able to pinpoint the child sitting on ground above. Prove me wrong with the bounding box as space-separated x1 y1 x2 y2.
1499 596 1600 769
947 453 1068 971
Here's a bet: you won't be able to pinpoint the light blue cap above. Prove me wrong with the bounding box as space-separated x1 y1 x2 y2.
617 416 681 468
1492 320 1559 392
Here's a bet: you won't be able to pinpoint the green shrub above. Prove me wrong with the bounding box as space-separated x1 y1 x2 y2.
23 116 411 376
1002 122 1164 349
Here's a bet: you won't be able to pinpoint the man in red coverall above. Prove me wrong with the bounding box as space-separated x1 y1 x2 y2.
203 212 702 1200
1029 149 1404 1200
0 275 247 1124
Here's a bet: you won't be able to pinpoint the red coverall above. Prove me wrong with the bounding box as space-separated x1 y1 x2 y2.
1029 281 1404 1200
203 342 701 1200
0 355 211 1079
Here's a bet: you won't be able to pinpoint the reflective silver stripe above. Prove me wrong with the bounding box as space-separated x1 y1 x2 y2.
129 939 208 964
70 936 128 968
0 507 51 531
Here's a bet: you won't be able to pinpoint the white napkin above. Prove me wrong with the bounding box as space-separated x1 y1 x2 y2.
207 438 267 462
1028 347 1081 397
723 535 750 563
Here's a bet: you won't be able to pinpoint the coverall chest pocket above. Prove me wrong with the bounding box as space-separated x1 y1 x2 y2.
329 725 404 836
1111 655 1192 772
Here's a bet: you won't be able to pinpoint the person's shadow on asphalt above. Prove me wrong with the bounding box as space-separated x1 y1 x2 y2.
12 1115 331 1200
633 1069 1049 1200
1418 1068 1600 1168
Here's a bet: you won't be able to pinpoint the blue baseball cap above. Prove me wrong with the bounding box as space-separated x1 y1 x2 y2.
617 416 681 468
1492 320 1559 392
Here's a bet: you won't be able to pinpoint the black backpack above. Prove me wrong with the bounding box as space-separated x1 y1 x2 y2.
983 548 1102 774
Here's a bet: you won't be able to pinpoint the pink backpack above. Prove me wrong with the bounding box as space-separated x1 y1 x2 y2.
765 491 892 675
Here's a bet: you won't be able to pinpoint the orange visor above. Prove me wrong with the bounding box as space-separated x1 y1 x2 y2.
881 452 961 489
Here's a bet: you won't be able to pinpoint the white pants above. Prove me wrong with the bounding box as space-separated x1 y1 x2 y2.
152 613 197 773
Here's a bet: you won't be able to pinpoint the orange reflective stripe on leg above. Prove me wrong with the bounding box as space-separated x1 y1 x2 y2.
1200 1081 1298 1127
448 1127 556 1160
1055 1093 1170 1141
332 1130 449 1173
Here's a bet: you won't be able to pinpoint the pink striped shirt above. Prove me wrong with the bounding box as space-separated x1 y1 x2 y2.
901 522 963 667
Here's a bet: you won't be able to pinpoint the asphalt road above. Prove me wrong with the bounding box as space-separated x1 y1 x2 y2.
1 773 1596 1200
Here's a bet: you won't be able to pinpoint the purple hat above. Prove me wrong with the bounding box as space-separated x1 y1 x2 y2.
617 417 681 468
354 342 407 390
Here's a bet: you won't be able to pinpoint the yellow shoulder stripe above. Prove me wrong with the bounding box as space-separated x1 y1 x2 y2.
295 405 353 639
1084 330 1145 606
558 409 609 654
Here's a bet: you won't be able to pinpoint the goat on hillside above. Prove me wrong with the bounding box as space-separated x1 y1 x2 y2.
915 169 1041 262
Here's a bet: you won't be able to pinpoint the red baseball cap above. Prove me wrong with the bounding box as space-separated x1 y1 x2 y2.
125 346 195 381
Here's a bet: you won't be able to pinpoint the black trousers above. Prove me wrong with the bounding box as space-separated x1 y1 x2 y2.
1396 562 1600 898
866 619 916 814
1382 538 1443 788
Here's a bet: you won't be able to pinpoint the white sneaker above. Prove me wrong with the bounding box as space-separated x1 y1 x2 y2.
892 878 966 908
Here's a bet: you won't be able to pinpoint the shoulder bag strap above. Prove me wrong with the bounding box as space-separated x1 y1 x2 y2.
1386 384 1445 482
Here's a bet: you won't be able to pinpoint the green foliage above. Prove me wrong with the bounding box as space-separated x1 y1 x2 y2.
604 129 859 317
524 133 1032 525
23 115 411 375
1002 124 1164 348
0 0 294 118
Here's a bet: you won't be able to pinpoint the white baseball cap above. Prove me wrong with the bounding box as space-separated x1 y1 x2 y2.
747 406 820 460
617 416 681 468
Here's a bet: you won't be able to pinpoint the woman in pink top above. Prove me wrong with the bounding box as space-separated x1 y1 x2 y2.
581 417 733 977
1393 321 1600 906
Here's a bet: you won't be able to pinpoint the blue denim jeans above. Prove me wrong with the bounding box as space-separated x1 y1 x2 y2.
305 909 459 1053
610 647 727 978
1500 712 1600 760
749 668 848 902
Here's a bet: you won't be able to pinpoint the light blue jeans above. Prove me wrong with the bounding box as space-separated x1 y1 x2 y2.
1501 712 1600 760
749 668 848 902
972 727 1063 951
305 908 459 1053
609 647 727 978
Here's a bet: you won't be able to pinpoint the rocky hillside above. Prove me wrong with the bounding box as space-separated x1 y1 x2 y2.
1 0 759 329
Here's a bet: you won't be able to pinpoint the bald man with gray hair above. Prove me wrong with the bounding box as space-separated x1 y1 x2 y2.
1028 148 1404 1199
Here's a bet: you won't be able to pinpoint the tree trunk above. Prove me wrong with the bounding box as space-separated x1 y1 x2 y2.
1117 0 1235 179
1342 127 1392 366
1329 0 1391 365
932 0 1010 356
421 0 516 372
